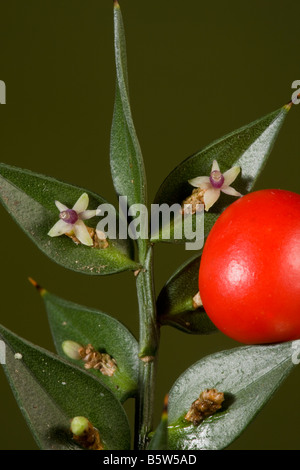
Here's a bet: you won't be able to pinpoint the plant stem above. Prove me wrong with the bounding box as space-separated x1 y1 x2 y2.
135 244 160 450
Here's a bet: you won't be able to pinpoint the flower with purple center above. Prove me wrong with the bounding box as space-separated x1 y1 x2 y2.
48 193 99 246
188 160 242 211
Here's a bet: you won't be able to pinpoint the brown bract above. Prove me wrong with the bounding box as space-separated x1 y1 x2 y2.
185 388 224 426
78 344 117 377
192 291 203 309
66 226 109 249
181 188 205 215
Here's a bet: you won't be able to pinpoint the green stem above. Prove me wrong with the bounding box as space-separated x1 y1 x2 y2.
135 244 160 450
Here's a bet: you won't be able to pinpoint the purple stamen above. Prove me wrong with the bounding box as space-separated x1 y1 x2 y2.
210 170 224 189
59 209 78 225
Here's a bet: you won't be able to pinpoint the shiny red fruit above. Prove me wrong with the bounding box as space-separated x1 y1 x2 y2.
199 189 300 344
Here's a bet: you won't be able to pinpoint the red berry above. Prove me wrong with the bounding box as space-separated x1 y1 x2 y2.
199 189 300 344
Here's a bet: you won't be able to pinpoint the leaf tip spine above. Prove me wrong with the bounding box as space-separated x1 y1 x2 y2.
283 101 293 112
28 277 46 297
284 93 300 112
162 394 169 420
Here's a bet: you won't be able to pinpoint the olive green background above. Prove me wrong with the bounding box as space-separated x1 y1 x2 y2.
0 0 299 450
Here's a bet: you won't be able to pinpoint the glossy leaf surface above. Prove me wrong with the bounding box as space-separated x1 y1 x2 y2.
168 341 297 450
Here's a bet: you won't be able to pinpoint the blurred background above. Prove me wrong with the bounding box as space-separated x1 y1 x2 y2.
0 0 299 450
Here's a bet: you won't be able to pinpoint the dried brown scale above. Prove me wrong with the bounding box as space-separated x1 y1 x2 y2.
66 226 109 249
185 388 224 426
78 344 117 377
192 291 203 309
140 355 155 364
181 188 206 215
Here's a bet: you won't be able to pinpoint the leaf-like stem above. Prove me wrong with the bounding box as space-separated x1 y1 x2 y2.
135 245 160 450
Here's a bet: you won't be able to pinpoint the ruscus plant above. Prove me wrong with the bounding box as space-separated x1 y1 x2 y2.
0 1 299 451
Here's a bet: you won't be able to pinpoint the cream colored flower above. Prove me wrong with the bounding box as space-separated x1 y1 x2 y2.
48 193 99 246
188 160 242 211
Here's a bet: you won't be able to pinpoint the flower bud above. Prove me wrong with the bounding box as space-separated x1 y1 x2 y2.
70 416 89 437
70 416 104 450
62 340 82 360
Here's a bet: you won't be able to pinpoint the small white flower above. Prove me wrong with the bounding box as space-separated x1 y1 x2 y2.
188 160 242 211
48 193 99 246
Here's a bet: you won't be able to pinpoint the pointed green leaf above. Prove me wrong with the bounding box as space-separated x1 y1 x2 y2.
0 324 131 450
1 335 78 450
0 163 139 275
152 105 290 243
110 1 147 261
157 255 217 335
34 285 139 402
167 341 298 450
111 1 146 208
